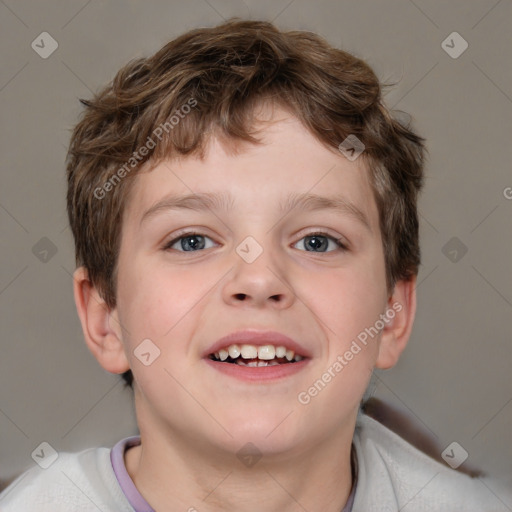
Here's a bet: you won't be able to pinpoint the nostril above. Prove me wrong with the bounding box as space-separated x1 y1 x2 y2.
234 293 247 300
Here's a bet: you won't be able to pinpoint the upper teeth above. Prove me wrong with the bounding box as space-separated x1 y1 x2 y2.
214 344 303 362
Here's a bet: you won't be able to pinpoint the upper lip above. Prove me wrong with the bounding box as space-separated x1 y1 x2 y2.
203 330 311 359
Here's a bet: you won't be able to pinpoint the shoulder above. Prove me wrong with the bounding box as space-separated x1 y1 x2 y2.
351 413 511 512
0 445 134 512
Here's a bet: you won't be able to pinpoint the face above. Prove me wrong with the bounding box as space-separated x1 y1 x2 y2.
113 107 389 457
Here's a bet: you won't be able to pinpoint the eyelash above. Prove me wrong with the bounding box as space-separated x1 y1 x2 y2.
162 230 348 253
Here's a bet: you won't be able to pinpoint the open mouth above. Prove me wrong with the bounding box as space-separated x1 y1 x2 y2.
209 343 304 367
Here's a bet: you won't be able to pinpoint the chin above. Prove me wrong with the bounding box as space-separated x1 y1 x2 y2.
219 413 303 452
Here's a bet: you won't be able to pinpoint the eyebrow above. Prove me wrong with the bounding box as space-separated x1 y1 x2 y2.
140 192 234 226
281 192 371 231
140 191 371 231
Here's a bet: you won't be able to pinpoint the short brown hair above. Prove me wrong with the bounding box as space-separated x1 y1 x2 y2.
66 18 425 388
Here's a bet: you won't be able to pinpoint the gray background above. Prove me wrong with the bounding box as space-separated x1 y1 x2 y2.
1 0 511 499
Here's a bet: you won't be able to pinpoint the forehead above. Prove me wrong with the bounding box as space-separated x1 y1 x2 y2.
124 108 379 232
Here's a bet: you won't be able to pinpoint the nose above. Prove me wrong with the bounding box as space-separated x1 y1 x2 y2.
221 240 295 310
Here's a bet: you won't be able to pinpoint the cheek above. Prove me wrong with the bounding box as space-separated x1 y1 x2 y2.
122 279 189 339
116 269 199 390
298 257 386 335
117 260 221 349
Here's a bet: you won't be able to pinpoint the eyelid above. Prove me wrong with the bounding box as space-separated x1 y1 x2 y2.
162 229 218 250
294 229 350 249
161 228 349 252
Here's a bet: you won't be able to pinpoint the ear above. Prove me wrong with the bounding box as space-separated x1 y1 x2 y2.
73 267 130 375
375 276 417 370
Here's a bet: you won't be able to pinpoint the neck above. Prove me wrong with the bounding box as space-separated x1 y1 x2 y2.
125 420 356 512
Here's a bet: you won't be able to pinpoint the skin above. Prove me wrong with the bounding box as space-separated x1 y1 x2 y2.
74 105 416 512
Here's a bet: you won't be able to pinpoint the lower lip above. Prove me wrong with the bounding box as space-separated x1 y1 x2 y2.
204 358 309 382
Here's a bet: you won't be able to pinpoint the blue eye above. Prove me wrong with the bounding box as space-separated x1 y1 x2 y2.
163 231 347 253
293 233 346 253
164 233 217 252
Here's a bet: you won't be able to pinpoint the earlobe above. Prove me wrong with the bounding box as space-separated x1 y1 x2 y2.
73 267 130 375
375 276 417 370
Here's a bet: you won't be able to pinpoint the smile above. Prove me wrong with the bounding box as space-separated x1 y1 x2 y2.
204 330 311 381
209 343 304 366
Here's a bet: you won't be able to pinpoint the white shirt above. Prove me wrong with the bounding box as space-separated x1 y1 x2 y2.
0 413 510 511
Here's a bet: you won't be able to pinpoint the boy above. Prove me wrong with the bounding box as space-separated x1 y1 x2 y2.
1 18 509 511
